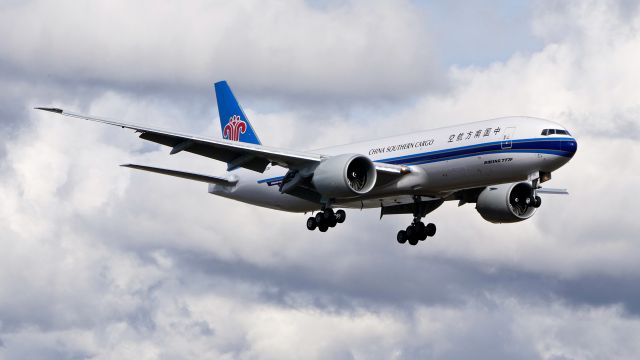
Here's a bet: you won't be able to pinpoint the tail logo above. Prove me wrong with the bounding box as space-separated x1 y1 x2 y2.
223 115 247 141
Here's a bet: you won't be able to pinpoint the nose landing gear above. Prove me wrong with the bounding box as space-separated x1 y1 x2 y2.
306 208 346 232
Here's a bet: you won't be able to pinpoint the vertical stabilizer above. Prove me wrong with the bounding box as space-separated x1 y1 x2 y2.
214 81 261 145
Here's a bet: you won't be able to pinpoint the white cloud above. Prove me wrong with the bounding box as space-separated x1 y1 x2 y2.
0 0 441 99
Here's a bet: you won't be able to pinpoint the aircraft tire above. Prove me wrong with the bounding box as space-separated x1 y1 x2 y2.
318 224 328 232
527 195 536 206
416 222 427 241
534 196 542 208
315 213 325 226
328 216 337 228
397 230 407 244
406 225 417 241
306 217 317 231
425 223 436 237
408 236 419 246
323 208 334 220
335 210 346 223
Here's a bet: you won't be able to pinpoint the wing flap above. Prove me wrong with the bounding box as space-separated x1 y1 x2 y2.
380 198 444 217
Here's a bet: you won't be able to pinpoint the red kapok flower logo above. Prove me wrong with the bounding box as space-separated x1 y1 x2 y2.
223 115 247 141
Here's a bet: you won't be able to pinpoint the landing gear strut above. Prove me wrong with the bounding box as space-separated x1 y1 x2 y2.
306 208 346 232
396 196 437 246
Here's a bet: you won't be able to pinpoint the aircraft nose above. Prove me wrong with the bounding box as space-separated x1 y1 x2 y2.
561 138 578 157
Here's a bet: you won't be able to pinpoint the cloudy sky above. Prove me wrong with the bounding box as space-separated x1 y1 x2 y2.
1 0 640 359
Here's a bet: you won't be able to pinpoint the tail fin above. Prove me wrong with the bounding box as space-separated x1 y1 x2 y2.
214 81 261 145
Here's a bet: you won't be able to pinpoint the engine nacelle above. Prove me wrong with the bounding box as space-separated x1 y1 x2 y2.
311 154 377 199
476 182 537 223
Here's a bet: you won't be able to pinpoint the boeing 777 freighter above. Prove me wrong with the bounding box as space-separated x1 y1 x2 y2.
37 81 577 246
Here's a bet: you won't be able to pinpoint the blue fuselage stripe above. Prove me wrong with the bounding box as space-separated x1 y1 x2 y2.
257 176 287 184
381 138 576 165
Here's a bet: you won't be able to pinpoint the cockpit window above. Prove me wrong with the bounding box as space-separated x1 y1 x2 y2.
541 129 571 136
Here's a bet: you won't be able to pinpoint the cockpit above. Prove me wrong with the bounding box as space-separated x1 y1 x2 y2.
541 128 571 136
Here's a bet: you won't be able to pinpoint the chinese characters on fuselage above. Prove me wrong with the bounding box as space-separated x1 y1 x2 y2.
448 127 502 143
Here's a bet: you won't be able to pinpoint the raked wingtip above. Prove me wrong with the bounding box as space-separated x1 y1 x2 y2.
34 107 63 113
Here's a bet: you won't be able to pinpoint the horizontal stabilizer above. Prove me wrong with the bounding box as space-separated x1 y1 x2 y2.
537 188 569 195
121 164 237 186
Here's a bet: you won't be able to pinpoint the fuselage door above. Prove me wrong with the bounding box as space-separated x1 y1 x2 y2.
501 127 516 150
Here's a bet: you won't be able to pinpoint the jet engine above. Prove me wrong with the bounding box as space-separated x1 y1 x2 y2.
475 182 540 223
311 154 377 198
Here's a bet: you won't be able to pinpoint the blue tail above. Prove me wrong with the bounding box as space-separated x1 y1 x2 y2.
214 81 261 145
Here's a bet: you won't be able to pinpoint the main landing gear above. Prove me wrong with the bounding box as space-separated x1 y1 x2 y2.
396 218 436 246
396 196 436 246
306 208 346 232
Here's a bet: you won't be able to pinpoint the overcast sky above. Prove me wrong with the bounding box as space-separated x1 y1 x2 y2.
1 0 640 359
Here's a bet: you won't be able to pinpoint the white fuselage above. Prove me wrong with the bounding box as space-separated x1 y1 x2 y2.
209 117 577 212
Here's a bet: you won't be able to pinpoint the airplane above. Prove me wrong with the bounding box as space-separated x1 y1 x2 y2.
36 81 577 246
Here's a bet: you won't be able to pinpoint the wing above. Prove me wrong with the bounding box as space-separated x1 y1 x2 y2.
36 107 408 178
121 164 237 185
36 107 320 173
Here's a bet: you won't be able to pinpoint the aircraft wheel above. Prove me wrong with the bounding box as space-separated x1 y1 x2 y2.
425 223 436 237
306 217 317 231
406 225 417 241
406 226 419 245
323 208 334 220
318 223 328 232
534 196 542 208
315 213 325 226
335 209 346 223
328 216 337 228
397 230 407 244
416 222 427 241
